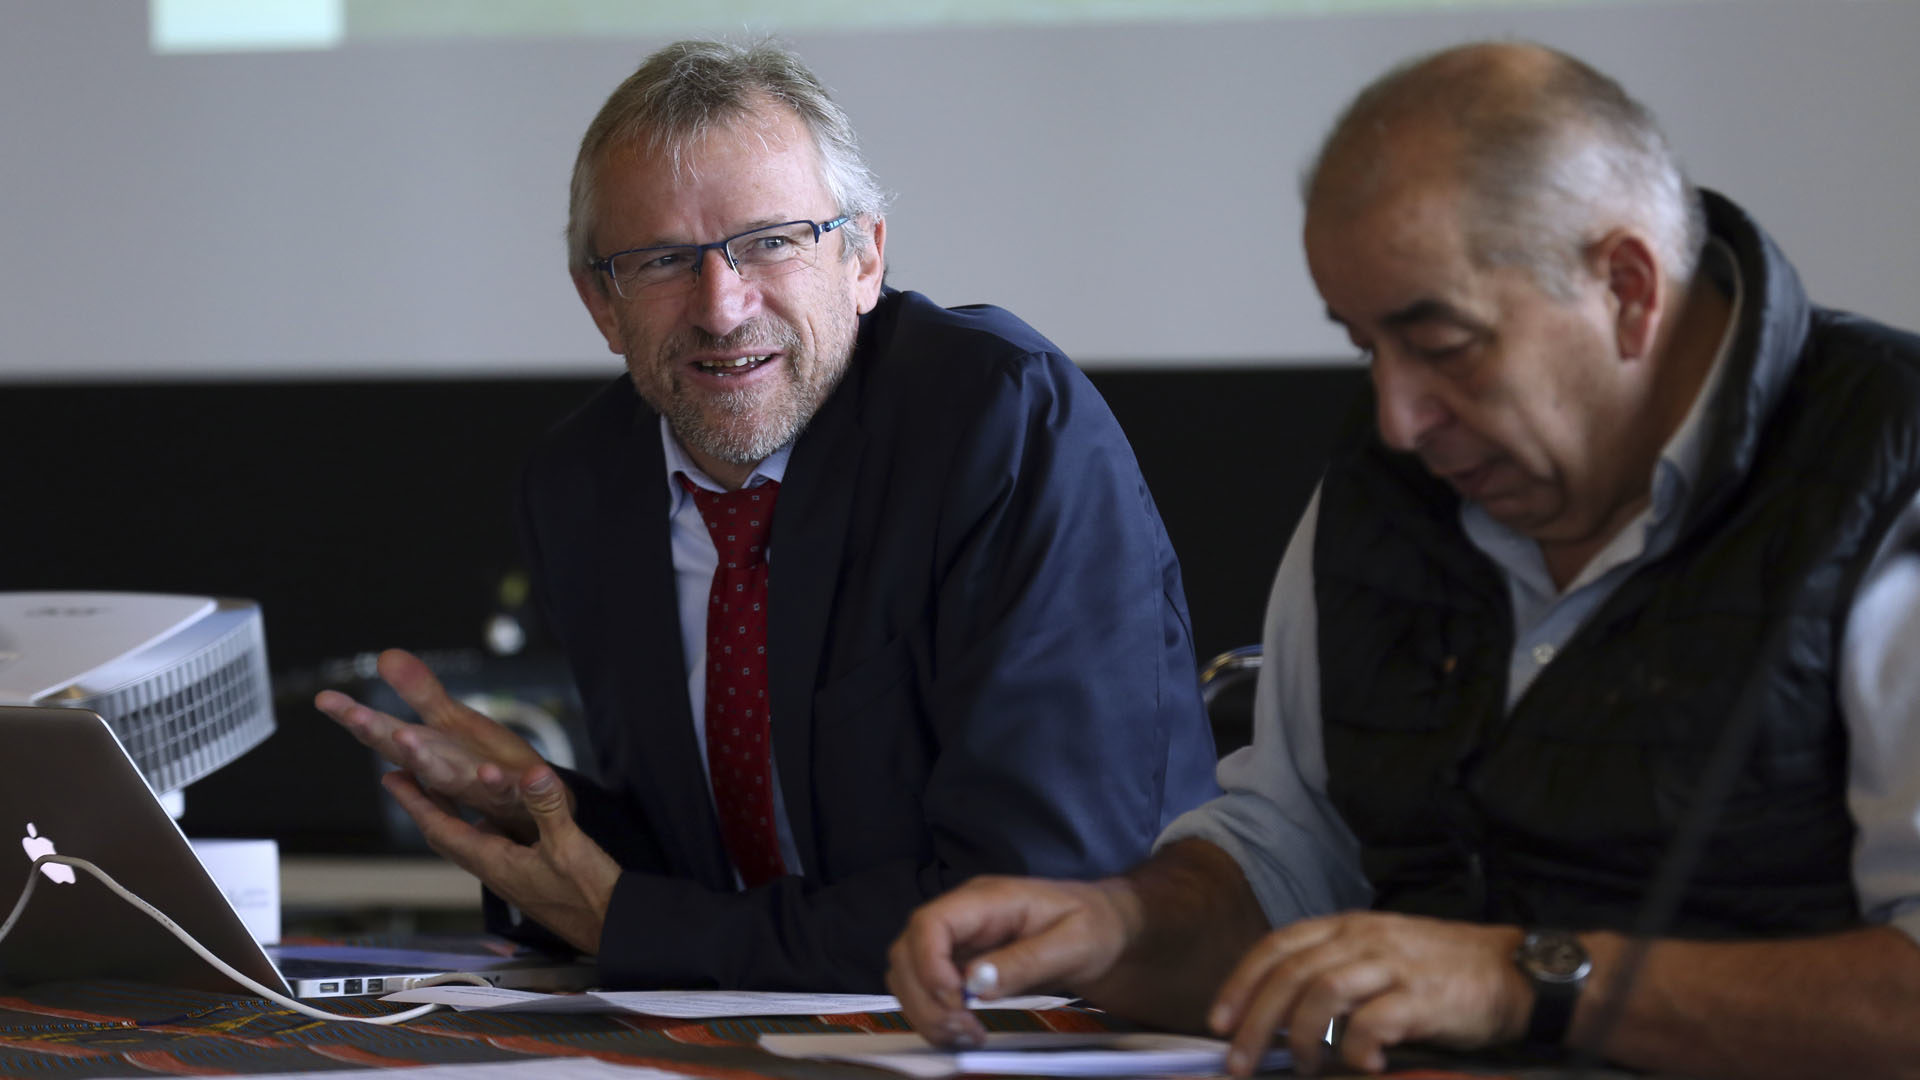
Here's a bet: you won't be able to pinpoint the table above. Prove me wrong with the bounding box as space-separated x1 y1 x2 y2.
0 982 1115 1078
0 980 1639 1079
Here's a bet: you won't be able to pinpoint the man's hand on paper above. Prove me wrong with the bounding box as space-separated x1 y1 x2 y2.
315 647 553 841
385 761 620 955
886 875 1142 1050
1207 911 1529 1075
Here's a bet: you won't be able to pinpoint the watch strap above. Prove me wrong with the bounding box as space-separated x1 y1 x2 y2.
1516 929 1588 1048
1524 978 1579 1046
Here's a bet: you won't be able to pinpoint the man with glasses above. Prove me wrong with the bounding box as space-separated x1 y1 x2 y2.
316 39 1218 991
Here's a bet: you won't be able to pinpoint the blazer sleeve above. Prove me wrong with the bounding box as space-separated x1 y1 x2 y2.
588 345 1218 990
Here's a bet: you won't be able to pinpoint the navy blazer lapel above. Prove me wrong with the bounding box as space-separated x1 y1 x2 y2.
592 403 733 888
767 361 867 877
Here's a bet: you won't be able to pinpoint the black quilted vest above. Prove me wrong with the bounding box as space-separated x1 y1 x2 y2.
1315 192 1920 937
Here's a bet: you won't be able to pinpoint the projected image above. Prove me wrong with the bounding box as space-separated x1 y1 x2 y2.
153 0 1647 53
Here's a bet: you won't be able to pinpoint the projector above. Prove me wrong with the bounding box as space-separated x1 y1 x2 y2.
0 592 276 797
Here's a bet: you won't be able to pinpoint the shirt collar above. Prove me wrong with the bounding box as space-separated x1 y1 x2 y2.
660 415 792 513
1647 235 1744 530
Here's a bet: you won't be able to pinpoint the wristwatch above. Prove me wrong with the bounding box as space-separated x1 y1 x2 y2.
1514 929 1590 1047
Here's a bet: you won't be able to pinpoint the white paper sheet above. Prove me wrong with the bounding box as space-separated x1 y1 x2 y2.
381 985 615 1013
236 1060 684 1079
758 1031 1293 1077
382 985 1074 1017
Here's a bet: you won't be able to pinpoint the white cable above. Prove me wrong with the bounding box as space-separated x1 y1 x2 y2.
3 854 492 1024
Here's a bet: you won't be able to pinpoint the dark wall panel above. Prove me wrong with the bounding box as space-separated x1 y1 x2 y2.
1091 367 1365 662
5 367 1365 845
6 368 1363 672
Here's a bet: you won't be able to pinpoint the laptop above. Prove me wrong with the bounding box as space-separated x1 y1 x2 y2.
1 705 594 998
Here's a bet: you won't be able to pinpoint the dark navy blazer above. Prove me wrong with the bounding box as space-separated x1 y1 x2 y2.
512 289 1219 990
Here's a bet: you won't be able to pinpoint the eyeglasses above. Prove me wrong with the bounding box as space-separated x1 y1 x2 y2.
590 216 853 299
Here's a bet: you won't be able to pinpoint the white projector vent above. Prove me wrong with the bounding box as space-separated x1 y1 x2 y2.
0 592 276 794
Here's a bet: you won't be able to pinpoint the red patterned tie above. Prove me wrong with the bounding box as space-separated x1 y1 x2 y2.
683 477 786 888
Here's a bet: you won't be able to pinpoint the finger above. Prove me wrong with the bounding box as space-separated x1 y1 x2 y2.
1223 964 1309 1077
377 648 461 721
1221 931 1377 1077
387 722 488 797
887 877 1116 1050
902 880 1036 1002
967 868 1144 999
518 764 619 928
892 899 966 1008
889 879 1024 993
317 689 490 807
474 762 542 841
886 955 984 1049
1278 959 1396 1076
1337 988 1420 1074
518 764 578 840
952 904 1102 1002
315 690 411 758
1210 918 1339 1034
380 649 548 769
379 650 517 746
888 899 986 1049
381 771 504 874
473 760 529 821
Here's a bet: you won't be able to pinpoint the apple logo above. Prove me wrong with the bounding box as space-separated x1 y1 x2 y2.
20 823 76 885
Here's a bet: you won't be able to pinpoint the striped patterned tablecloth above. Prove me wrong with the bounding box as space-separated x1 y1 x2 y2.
0 980 1119 1078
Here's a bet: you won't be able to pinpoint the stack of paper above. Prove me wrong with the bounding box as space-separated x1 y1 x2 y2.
759 1031 1293 1077
383 986 1073 1017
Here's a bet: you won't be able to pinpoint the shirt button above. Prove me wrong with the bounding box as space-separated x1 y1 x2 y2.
1532 643 1557 666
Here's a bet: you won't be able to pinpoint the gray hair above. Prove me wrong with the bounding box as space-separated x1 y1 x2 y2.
567 39 891 276
1303 42 1706 297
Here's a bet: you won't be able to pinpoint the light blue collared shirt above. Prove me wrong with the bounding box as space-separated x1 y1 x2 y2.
1463 239 1739 709
1160 241 1920 943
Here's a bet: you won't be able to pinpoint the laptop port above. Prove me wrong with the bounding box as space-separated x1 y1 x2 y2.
366 979 383 992
319 982 340 994
343 979 363 995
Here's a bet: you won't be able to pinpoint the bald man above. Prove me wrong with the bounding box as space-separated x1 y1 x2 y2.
884 42 1920 1078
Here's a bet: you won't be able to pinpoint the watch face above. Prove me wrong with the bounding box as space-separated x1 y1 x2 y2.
1536 940 1585 977
1521 931 1592 984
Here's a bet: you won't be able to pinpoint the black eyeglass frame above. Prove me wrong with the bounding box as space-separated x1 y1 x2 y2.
589 215 854 298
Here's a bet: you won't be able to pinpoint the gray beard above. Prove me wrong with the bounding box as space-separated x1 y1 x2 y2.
628 312 856 469
663 375 813 466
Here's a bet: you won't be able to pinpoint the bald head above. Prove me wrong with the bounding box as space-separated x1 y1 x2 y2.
1304 42 1703 297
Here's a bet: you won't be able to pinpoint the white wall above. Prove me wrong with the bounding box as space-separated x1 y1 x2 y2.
2 0 1915 379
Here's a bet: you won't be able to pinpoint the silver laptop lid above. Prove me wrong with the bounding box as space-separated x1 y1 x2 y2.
0 705 291 996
